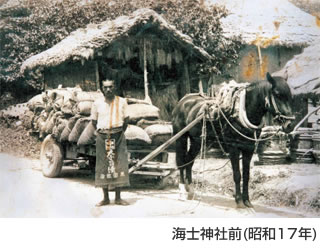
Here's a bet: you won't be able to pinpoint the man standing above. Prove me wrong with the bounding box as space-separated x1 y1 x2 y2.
91 79 130 206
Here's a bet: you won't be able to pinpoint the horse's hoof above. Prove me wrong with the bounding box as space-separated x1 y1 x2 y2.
236 200 246 209
243 200 254 208
179 184 188 201
186 183 195 200
187 191 195 200
179 193 188 201
179 183 187 192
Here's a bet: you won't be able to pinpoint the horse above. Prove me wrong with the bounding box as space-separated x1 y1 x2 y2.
172 72 295 208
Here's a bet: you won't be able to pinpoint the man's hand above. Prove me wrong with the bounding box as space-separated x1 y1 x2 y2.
123 117 129 132
91 119 97 129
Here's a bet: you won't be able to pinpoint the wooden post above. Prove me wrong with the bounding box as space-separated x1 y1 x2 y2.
183 61 191 94
129 113 205 173
257 45 263 80
95 61 99 90
143 39 152 104
198 78 203 94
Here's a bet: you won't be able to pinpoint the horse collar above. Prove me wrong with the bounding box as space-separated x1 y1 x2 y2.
239 89 264 131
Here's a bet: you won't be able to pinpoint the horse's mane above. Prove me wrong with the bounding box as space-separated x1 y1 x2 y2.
248 77 291 100
247 80 272 96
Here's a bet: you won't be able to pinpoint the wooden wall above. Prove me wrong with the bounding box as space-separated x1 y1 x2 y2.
44 61 97 91
209 45 303 88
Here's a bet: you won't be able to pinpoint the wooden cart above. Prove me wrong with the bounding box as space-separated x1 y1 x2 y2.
40 114 203 186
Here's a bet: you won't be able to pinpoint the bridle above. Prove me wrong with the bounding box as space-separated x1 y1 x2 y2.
268 93 295 125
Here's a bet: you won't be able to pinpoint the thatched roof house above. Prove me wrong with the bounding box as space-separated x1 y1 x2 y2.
207 0 320 83
21 8 212 120
21 8 211 88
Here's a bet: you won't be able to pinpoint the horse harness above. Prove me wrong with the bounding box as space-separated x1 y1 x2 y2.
199 85 294 153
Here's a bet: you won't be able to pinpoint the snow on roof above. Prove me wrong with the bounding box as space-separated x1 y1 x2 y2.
207 0 320 47
273 42 320 95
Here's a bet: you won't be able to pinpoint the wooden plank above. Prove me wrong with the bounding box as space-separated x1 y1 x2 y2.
129 113 205 173
140 162 176 170
132 170 170 177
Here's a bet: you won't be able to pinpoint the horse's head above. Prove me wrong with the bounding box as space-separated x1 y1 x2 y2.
266 72 295 133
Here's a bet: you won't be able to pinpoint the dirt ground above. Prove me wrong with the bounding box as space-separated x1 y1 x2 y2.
191 156 320 217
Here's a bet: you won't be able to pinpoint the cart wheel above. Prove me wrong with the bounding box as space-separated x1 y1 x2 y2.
40 135 64 178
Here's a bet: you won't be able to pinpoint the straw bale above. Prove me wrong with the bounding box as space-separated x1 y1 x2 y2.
60 116 80 142
44 111 63 134
61 98 76 115
144 124 173 138
42 110 54 134
52 118 68 141
127 104 160 123
145 123 173 146
124 124 152 145
75 101 93 116
68 117 90 143
77 121 96 146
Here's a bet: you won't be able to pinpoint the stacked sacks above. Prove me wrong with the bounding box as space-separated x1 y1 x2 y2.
144 123 173 147
25 90 173 148
125 125 152 146
25 87 102 145
126 98 173 148
125 99 158 146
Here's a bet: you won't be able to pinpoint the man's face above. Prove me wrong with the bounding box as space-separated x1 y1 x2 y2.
102 80 115 99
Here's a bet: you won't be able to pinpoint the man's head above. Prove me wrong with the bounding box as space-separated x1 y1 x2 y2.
101 79 115 100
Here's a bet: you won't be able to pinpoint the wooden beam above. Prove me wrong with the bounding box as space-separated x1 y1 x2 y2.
129 113 205 173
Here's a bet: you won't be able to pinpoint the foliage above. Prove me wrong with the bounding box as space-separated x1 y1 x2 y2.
0 0 242 89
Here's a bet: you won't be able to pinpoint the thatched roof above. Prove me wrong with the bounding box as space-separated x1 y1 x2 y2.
273 42 320 95
207 0 320 47
21 8 212 75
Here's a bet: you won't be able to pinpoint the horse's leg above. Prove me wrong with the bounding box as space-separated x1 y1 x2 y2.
242 149 254 208
176 134 188 199
185 137 201 199
185 137 201 184
229 149 245 208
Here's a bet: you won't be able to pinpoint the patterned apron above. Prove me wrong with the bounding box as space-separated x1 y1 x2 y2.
95 96 129 189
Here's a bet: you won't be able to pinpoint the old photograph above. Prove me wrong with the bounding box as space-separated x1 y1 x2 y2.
0 0 319 224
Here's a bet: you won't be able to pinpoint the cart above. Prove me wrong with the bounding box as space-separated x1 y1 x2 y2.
40 114 204 186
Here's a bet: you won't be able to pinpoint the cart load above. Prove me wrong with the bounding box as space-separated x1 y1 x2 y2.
25 87 173 146
23 86 176 180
